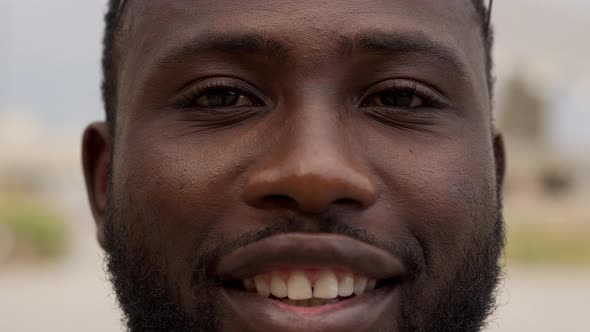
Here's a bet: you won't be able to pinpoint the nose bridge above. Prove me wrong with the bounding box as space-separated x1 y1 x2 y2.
243 102 378 214
287 100 345 162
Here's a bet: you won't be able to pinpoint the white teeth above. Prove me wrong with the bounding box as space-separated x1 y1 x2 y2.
243 278 255 292
313 270 339 299
270 272 288 298
249 270 377 301
287 270 313 300
338 273 354 297
254 275 270 297
354 276 368 296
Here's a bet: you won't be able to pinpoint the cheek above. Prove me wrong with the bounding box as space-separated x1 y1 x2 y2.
369 133 499 313
111 119 267 295
115 142 221 230
113 123 256 231
369 133 498 266
110 137 230 310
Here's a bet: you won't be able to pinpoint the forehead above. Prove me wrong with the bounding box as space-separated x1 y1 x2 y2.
121 0 483 59
121 0 479 26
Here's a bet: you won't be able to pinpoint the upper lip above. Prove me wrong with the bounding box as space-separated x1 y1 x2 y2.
216 233 406 282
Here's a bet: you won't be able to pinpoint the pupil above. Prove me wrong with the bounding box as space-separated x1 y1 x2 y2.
207 89 239 107
381 91 413 107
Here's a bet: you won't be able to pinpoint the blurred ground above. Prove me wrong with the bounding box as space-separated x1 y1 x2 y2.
0 234 121 332
1 222 589 332
488 267 590 332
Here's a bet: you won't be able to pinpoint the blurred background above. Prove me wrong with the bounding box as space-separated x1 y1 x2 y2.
1 0 589 331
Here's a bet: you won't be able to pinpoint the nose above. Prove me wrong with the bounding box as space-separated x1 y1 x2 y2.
243 114 378 214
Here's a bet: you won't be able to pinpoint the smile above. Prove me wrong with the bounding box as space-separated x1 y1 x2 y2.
215 233 406 331
242 267 378 307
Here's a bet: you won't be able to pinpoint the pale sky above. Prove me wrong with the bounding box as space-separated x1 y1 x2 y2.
2 0 589 142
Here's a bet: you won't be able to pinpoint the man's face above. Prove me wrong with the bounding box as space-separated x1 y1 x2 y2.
83 0 505 331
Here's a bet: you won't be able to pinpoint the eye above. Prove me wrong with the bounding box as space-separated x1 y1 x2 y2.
360 80 449 111
193 88 259 108
377 90 423 108
363 88 424 109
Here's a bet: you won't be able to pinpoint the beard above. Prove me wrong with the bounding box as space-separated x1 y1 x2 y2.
102 202 218 331
399 206 505 332
102 192 504 332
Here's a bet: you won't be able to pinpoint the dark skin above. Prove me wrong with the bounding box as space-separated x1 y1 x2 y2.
83 0 505 331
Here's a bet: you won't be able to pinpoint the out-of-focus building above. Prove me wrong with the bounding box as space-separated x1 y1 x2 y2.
0 109 84 263
0 109 83 198
499 73 546 147
496 69 590 226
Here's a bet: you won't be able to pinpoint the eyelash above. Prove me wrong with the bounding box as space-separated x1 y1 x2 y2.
174 80 263 110
173 79 447 111
361 81 447 109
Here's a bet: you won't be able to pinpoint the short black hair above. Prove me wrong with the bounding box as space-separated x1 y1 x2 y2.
101 0 494 129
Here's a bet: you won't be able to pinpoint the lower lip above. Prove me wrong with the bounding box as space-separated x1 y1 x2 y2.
218 286 400 332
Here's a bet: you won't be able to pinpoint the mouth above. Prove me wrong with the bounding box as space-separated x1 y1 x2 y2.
215 233 405 331
222 264 401 307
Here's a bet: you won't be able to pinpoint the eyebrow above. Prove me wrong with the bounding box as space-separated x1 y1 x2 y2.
155 32 291 65
154 30 469 79
345 31 469 79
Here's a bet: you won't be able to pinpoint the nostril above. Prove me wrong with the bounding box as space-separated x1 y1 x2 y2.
333 198 363 209
243 164 378 213
259 195 299 210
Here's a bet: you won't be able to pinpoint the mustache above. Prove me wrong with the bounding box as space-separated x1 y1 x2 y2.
191 212 424 285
